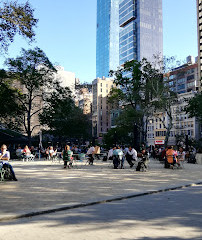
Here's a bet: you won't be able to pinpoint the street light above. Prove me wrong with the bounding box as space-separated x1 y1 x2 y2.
39 131 42 161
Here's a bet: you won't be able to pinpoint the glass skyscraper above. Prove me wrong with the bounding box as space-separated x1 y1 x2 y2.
96 0 120 78
119 0 163 65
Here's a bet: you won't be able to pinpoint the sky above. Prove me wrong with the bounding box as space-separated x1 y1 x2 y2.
0 0 198 83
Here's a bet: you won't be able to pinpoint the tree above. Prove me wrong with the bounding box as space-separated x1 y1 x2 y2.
109 58 163 148
39 84 92 141
0 69 24 130
109 57 178 148
186 92 202 123
5 47 57 145
0 0 38 52
103 126 133 149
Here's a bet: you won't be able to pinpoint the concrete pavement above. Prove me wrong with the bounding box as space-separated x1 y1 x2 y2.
0 183 201 240
0 158 202 221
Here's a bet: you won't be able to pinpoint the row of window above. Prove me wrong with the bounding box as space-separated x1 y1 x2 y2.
120 47 135 59
120 0 134 13
120 41 135 54
120 4 134 21
119 11 135 27
120 29 135 44
120 52 136 65
147 129 194 139
120 35 134 49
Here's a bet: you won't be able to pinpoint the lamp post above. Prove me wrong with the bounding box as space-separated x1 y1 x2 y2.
114 130 117 146
39 131 42 161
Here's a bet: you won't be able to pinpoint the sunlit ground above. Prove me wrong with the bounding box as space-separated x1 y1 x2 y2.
0 158 201 220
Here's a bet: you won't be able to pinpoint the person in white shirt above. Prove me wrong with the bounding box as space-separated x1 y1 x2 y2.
87 145 95 165
49 146 57 160
125 146 137 168
0 144 18 181
177 147 186 167
107 148 114 160
16 146 23 159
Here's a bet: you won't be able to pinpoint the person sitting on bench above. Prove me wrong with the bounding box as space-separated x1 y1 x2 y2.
166 146 179 168
0 144 18 181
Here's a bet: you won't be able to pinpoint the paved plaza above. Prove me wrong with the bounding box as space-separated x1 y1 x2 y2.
0 159 202 239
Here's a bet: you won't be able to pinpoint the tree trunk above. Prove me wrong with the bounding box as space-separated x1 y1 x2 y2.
27 97 32 146
165 115 173 148
133 123 139 150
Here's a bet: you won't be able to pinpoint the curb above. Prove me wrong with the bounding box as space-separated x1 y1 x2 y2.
1 181 202 222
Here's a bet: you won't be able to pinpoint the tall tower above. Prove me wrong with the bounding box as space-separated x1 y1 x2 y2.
96 0 120 78
119 0 163 66
197 0 202 90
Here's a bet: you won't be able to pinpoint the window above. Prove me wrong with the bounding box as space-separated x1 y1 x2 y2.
187 75 194 81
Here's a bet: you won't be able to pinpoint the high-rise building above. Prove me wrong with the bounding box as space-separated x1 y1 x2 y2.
119 0 163 66
167 56 199 94
147 57 201 147
96 0 120 78
197 0 202 90
92 77 114 139
54 66 76 90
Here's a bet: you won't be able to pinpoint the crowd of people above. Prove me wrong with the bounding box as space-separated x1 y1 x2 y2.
0 142 199 181
107 145 149 170
152 145 196 167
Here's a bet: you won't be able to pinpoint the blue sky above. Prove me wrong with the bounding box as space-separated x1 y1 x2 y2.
0 0 197 83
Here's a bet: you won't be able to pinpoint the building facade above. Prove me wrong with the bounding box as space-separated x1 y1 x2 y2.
197 0 202 90
119 0 163 66
96 0 120 78
92 77 114 139
147 92 200 147
74 85 92 115
167 56 199 94
147 58 201 147
54 66 76 91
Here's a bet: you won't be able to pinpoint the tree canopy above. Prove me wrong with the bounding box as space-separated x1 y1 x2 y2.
108 57 178 148
5 47 57 144
39 84 91 140
186 92 202 123
0 0 38 52
0 69 24 130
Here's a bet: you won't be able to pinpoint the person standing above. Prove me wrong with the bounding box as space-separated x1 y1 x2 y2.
107 147 114 160
62 145 73 169
177 147 186 167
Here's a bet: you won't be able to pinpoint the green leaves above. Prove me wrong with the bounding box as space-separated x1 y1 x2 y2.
108 57 178 147
4 47 57 144
0 1 38 52
186 92 202 123
0 69 24 131
39 85 91 139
